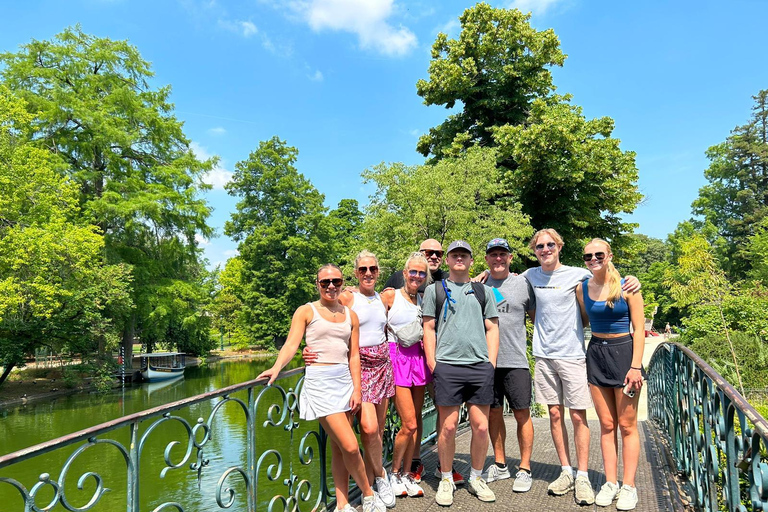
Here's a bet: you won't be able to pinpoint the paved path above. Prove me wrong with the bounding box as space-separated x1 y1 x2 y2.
360 417 679 512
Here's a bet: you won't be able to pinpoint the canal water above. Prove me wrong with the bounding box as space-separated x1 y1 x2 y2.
0 356 327 512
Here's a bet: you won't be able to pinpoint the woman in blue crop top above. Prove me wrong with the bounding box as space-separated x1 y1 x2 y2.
576 239 645 511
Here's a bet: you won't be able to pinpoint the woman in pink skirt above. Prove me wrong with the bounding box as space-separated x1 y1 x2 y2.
381 252 432 499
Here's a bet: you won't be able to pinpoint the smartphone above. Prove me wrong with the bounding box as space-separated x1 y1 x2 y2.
623 384 636 398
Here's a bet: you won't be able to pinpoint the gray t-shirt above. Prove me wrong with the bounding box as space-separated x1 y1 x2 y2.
423 280 499 365
487 274 536 368
522 265 591 360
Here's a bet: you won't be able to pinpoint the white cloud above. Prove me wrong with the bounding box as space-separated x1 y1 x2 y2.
190 141 233 189
506 0 563 16
286 0 417 57
308 69 324 81
434 18 460 38
218 18 258 37
195 234 210 246
208 126 227 136
223 249 240 257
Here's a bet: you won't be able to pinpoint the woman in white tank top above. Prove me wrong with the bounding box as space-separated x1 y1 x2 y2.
258 264 385 512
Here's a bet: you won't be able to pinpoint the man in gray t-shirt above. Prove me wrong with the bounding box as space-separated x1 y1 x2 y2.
423 240 499 506
480 238 536 492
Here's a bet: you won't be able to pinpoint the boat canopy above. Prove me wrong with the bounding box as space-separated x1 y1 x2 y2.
137 352 185 358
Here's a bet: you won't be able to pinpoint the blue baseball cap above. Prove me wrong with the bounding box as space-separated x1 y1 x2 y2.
446 240 473 256
486 238 511 253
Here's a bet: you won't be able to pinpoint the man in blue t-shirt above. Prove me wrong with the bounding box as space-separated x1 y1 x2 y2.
423 240 499 507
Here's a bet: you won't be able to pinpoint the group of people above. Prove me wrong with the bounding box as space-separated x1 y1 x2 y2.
258 228 646 512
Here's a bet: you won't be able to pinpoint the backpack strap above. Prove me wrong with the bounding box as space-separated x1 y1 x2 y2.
470 282 486 313
434 280 487 331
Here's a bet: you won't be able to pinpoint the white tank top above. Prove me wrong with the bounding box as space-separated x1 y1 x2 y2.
352 292 387 348
387 289 422 345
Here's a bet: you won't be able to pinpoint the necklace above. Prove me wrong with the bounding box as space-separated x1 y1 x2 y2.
319 302 343 317
401 288 418 303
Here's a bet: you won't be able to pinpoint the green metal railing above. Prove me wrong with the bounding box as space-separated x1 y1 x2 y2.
0 368 443 512
648 342 768 512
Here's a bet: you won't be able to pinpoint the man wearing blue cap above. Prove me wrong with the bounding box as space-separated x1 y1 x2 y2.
423 240 500 507
480 238 536 493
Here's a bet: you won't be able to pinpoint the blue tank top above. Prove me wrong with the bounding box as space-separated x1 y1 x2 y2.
582 279 630 334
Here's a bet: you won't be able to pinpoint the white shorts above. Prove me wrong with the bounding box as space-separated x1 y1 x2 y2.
300 364 353 421
534 357 593 410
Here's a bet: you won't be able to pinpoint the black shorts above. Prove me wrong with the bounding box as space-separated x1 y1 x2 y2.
586 334 647 388
433 361 495 406
491 367 532 410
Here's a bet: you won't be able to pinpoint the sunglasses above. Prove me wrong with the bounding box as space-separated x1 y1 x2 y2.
357 265 379 274
420 249 444 258
535 242 557 251
407 269 428 278
318 278 344 288
583 252 606 262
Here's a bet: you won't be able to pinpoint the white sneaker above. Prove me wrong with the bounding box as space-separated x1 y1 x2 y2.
362 494 386 512
435 477 456 506
547 468 574 495
595 481 620 507
574 475 595 506
512 469 532 492
616 484 638 510
402 473 424 497
467 477 496 502
388 472 407 498
376 472 397 508
481 464 511 483
334 504 355 512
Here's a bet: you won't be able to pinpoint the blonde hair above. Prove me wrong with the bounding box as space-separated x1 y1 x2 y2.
403 252 433 285
529 228 564 251
586 238 622 308
316 263 342 277
354 250 379 268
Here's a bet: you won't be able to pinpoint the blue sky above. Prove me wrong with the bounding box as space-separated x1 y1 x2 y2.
2 0 768 268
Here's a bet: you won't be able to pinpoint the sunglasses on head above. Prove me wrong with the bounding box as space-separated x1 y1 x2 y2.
318 278 344 288
357 265 378 274
583 252 606 262
420 249 444 258
407 269 428 278
535 242 557 251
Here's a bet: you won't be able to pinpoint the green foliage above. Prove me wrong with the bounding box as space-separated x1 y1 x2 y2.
615 234 670 278
745 217 768 283
225 137 335 343
360 147 532 275
492 96 641 263
1 26 215 360
688 332 768 389
692 90 768 278
0 86 132 385
416 3 565 160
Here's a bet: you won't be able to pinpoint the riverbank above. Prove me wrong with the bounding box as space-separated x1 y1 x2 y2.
0 349 276 409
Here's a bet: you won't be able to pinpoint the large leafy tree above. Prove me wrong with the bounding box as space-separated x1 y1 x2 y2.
0 86 131 385
692 90 768 278
0 27 215 361
225 137 335 344
361 147 532 275
417 5 641 262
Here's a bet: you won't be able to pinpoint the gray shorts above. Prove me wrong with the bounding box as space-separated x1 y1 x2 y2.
534 357 593 410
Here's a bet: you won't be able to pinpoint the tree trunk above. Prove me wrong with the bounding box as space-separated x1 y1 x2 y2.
0 362 16 387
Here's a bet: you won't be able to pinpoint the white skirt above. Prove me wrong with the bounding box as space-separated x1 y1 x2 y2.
299 364 353 421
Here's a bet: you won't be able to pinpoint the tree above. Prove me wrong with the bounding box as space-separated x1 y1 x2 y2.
417 6 641 262
416 3 565 160
210 257 251 350
1 27 215 362
692 90 768 278
745 217 768 283
361 147 532 275
614 234 670 278
225 137 335 344
0 86 131 385
492 96 641 263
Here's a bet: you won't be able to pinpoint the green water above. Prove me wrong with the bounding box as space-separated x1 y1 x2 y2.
0 357 330 512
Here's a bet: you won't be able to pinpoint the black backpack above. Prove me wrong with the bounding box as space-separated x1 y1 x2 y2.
433 279 487 331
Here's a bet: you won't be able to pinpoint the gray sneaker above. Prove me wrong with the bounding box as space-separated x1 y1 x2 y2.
435 478 456 507
595 481 620 506
574 475 595 506
481 464 511 483
334 504 355 512
467 477 496 502
616 484 638 510
512 469 532 492
375 473 397 508
547 468 574 496
362 493 386 512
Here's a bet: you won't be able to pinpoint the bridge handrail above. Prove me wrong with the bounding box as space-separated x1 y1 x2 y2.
648 341 768 512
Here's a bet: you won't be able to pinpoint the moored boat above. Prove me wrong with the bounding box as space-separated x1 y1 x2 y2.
139 352 186 381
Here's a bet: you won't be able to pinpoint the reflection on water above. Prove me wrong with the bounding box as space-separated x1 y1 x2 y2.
0 356 316 512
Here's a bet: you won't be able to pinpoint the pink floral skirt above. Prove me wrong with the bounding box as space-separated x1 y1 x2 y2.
360 342 396 404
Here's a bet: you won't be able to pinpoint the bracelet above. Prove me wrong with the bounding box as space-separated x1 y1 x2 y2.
630 366 642 370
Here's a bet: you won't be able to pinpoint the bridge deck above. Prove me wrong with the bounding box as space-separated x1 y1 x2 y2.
361 417 680 512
